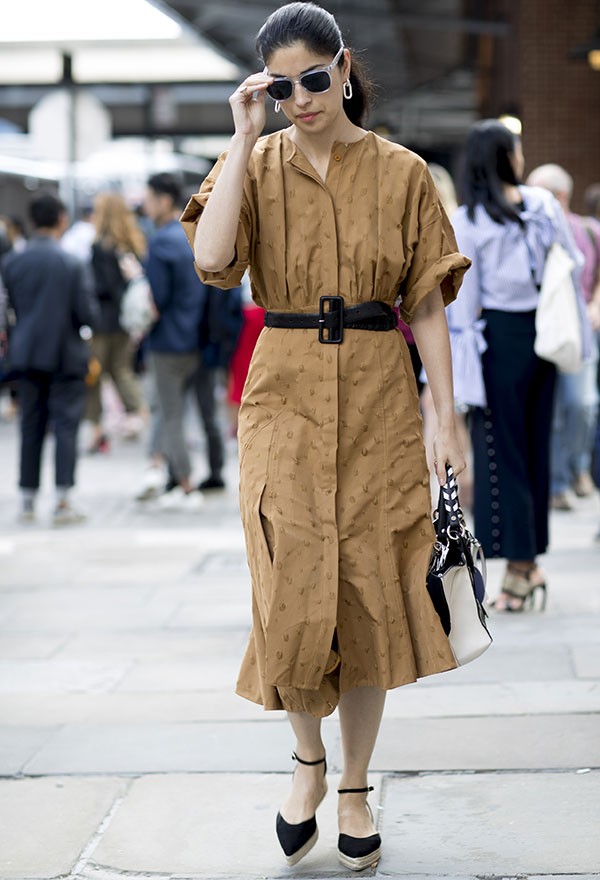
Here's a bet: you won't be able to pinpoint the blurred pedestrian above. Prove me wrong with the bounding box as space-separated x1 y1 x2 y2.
0 192 98 524
227 273 264 436
181 2 469 870
0 217 27 420
582 183 600 539
526 164 599 509
61 204 95 262
195 280 242 490
144 172 205 510
3 216 28 254
449 121 587 612
421 163 473 508
584 183 600 222
86 192 147 452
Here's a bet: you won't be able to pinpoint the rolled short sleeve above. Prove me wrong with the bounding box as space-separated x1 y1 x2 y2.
398 166 471 324
180 152 254 289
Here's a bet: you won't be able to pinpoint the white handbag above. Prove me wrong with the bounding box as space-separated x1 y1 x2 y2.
534 242 582 374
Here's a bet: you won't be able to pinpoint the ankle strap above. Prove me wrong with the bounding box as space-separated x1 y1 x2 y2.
338 786 374 794
292 751 326 766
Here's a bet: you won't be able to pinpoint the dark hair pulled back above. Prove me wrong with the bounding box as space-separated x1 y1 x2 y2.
461 119 522 225
256 1 374 127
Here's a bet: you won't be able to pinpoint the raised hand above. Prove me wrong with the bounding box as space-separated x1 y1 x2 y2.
229 70 274 140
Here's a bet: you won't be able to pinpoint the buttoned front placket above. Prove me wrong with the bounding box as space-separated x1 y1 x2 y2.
282 143 350 690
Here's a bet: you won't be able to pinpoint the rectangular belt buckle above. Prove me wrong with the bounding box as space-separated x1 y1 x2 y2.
318 295 344 344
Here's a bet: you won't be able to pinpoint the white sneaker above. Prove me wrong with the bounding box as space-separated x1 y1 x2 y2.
122 413 145 441
135 465 165 501
156 486 204 511
53 503 87 526
18 509 36 524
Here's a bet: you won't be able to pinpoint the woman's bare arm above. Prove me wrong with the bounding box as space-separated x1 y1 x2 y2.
194 133 256 271
193 71 273 272
410 285 466 484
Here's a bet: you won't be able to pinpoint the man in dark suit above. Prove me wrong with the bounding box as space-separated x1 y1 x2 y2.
1 192 98 524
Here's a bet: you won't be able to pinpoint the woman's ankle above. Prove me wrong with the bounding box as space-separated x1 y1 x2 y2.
507 560 535 575
294 744 326 764
338 775 368 792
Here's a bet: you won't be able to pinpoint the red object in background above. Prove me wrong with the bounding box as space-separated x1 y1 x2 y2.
228 304 266 405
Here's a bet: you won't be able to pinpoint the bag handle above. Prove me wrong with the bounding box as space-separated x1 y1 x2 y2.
435 464 464 538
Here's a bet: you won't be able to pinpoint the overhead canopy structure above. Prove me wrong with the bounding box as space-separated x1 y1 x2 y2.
0 0 238 83
0 0 510 155
0 0 241 151
161 0 510 149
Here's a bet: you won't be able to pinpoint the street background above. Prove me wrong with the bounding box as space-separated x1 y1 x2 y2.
0 404 599 880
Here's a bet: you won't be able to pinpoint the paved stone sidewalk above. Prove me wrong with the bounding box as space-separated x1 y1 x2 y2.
0 413 599 879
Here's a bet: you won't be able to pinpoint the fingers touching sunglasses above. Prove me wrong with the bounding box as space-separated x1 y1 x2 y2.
266 45 344 103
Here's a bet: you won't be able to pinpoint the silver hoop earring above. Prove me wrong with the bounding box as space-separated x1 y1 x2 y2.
274 101 281 113
343 80 353 100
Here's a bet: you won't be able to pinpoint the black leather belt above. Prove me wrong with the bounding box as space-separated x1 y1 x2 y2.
264 296 397 344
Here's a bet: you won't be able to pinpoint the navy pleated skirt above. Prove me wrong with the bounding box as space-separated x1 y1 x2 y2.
470 309 556 560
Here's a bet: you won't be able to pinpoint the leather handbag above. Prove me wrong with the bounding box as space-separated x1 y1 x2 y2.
427 466 492 666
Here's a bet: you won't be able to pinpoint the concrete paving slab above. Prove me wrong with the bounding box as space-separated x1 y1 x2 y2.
0 776 126 878
167 601 252 629
23 720 339 775
5 681 599 728
0 659 128 694
0 600 183 632
113 659 242 693
92 772 382 878
428 645 575 684
0 582 155 605
0 726 57 776
379 770 600 875
372 714 600 771
54 629 248 661
18 711 600 776
384 680 600 718
416 611 600 651
573 645 600 678
0 634 68 660
0 690 269 726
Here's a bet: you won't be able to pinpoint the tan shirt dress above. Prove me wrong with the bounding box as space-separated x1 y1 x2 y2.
181 130 471 717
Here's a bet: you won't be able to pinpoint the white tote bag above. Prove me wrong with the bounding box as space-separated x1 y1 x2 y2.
534 242 582 374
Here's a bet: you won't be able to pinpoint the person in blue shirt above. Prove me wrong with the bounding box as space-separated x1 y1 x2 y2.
144 173 208 509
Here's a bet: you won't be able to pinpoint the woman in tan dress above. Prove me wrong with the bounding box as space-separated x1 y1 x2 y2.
181 2 469 871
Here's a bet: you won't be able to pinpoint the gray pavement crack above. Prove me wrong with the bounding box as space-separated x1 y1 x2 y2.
68 779 133 879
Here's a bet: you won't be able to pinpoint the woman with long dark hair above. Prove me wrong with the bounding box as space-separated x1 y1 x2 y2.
448 120 585 612
181 2 470 870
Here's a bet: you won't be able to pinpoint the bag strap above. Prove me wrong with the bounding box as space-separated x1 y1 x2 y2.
437 465 462 527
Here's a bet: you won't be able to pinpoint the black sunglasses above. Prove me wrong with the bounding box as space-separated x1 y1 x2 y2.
266 46 344 103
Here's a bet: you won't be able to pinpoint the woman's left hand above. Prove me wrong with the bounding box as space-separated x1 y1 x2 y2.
432 422 466 485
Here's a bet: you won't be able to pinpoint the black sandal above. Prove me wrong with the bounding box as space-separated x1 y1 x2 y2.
337 786 382 871
276 752 327 866
492 564 547 612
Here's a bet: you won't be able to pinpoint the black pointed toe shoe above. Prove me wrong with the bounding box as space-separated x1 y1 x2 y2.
337 786 382 872
276 752 327 866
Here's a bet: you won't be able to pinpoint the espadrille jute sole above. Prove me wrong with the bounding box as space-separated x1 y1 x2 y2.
338 845 381 871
